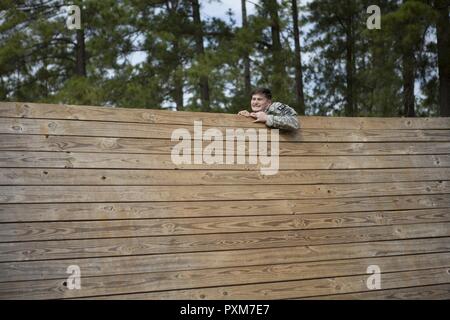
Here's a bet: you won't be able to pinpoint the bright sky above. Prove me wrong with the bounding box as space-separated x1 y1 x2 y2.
202 0 256 25
129 0 311 66
202 0 311 26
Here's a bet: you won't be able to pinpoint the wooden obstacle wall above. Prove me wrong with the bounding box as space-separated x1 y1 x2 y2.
0 101 449 299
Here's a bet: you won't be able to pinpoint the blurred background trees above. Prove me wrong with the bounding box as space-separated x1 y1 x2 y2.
0 0 448 116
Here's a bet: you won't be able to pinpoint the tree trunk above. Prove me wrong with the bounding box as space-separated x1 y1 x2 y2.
172 40 184 111
165 0 184 110
435 0 449 116
345 15 355 116
75 29 86 77
291 0 305 115
402 49 415 117
191 0 210 111
241 0 251 98
266 0 285 97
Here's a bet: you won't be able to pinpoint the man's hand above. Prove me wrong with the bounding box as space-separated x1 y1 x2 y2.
238 110 251 117
250 111 268 123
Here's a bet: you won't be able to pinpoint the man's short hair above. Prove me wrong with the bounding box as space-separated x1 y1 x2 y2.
251 88 272 100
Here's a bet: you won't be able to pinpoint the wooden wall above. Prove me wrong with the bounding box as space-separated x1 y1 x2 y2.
0 102 449 299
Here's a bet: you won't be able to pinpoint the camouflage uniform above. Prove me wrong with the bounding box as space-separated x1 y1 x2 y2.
264 102 300 131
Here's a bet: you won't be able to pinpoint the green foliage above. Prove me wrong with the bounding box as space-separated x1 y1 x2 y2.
0 0 444 116
53 76 105 105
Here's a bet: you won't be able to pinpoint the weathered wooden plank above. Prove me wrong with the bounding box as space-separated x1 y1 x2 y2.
2 181 449 203
0 220 448 245
0 230 450 264
5 239 450 283
0 134 178 154
2 118 450 142
1 195 448 222
300 283 450 300
0 200 293 222
0 238 450 282
298 117 450 130
2 102 450 129
3 134 450 156
0 210 449 242
1 151 449 169
79 267 450 300
1 102 449 300
1 253 449 299
0 102 257 128
2 168 450 186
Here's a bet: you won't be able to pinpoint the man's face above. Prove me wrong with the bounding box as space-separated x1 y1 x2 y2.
251 93 271 112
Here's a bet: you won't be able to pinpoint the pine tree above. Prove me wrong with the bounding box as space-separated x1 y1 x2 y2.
305 0 365 116
291 0 306 114
434 0 449 116
381 0 436 117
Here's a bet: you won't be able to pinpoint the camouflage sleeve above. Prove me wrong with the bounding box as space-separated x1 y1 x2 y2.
266 102 300 131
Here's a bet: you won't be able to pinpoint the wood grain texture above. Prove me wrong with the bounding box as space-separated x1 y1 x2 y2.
1 195 449 222
2 168 450 185
1 102 449 299
2 118 450 142
1 181 449 203
3 134 450 156
0 221 448 250
1 212 450 241
1 151 449 169
299 283 450 300
2 102 450 129
79 267 450 300
1 240 449 281
1 253 449 299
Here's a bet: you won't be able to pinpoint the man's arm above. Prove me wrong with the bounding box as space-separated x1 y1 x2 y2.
266 114 300 131
265 102 300 131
